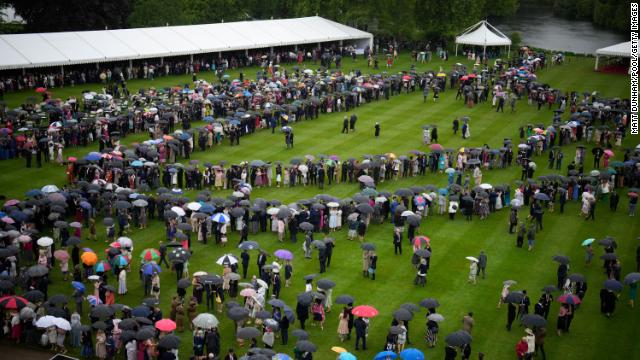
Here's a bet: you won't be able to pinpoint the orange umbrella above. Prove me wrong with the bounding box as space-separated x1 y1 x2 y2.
81 251 98 266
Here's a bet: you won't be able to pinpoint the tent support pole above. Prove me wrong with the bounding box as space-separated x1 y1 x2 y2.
270 46 274 55
60 66 64 86
455 43 458 56
160 57 163 65
129 59 132 69
483 45 486 59
294 45 298 52
22 68 25 76
190 54 194 63
595 56 599 70
508 45 510 58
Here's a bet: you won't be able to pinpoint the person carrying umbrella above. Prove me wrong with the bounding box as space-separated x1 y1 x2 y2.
354 316 367 350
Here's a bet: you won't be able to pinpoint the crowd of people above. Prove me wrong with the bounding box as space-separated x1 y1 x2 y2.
0 43 637 360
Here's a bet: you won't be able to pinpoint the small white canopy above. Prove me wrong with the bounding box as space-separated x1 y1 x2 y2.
455 20 512 57
594 41 631 70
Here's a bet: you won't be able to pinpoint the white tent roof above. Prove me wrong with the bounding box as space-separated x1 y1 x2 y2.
455 20 511 47
0 16 372 70
595 41 631 57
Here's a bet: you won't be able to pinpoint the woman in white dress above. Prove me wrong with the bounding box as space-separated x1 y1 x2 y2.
118 269 127 295
328 208 338 230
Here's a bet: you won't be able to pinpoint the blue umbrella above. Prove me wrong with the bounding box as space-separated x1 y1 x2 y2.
131 305 151 317
85 152 101 161
211 213 229 224
399 348 424 360
79 201 92 210
177 133 191 141
71 281 85 293
275 355 291 360
25 189 43 197
374 351 398 360
199 205 215 214
339 353 356 360
229 119 241 126
203 116 214 122
142 262 162 275
131 160 143 167
243 90 252 97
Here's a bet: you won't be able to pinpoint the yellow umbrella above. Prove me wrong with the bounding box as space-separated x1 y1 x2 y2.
387 153 396 159
437 72 446 77
459 147 465 153
331 346 347 353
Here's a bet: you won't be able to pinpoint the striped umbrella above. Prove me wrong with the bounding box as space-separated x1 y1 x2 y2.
0 295 29 309
112 255 129 267
94 260 112 273
140 248 161 262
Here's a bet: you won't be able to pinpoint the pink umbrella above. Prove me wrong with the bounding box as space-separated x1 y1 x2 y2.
604 149 614 157
1 217 14 224
155 319 177 332
54 250 69 261
429 144 444 151
240 288 257 297
3 199 20 207
413 236 430 248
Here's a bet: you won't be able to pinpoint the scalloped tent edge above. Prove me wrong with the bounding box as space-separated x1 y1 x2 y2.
594 41 631 70
0 16 373 71
454 20 512 57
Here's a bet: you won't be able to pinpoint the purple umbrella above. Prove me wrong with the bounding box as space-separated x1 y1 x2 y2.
274 249 293 260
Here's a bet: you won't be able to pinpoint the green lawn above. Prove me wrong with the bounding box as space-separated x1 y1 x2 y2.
1 53 638 360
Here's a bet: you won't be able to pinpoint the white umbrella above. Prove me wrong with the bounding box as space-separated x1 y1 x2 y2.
479 183 493 190
326 202 339 207
192 313 219 329
37 237 53 247
216 254 238 265
53 317 71 330
427 313 445 322
35 315 57 328
41 185 60 194
267 207 279 215
117 237 133 248
256 279 268 288
465 256 479 262
510 199 522 208
298 164 308 172
375 197 388 203
193 271 208 277
232 191 245 198
401 211 415 217
170 206 186 217
187 202 201 211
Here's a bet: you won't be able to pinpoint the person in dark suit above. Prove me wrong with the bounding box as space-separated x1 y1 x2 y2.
374 122 380 138
318 247 327 273
272 270 282 298
257 251 267 277
393 228 402 254
296 301 309 330
341 116 349 133
354 316 367 350
205 328 220 357
241 250 250 279
349 114 357 131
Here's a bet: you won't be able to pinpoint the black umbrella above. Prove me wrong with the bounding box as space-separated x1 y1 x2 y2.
406 215 421 226
356 203 374 214
168 248 191 263
400 303 420 313
26 265 49 277
520 314 546 327
552 255 570 265
303 274 317 281
603 279 623 292
419 298 440 308
136 327 156 341
200 275 223 285
445 330 473 347
414 249 431 258
237 327 261 339
598 237 615 247
158 334 181 349
135 317 153 325
0 279 14 290
299 222 314 231
624 272 640 285
393 308 413 321
317 279 336 289
389 325 405 335
91 304 115 318
254 310 272 319
67 236 81 246
394 189 413 197
295 340 317 352
268 299 286 308
291 329 308 339
118 318 139 330
23 290 45 303
227 307 249 320
116 201 132 210
533 193 550 201
177 278 192 289
600 253 617 261
142 298 160 307
335 295 354 305
296 292 314 306
230 207 245 217
131 305 151 317
504 291 525 303
360 243 376 251
92 321 108 330
103 218 114 226
542 285 558 293
48 294 69 305
120 330 136 343
311 240 326 249
276 208 292 219
568 273 586 282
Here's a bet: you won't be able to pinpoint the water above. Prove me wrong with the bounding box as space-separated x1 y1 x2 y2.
492 2 627 54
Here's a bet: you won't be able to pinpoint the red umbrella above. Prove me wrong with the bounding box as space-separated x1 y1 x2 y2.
53 249 69 261
629 192 639 198
429 144 444 151
351 305 379 318
460 76 469 81
109 242 122 249
413 236 430 248
0 295 29 309
467 74 477 78
35 87 47 93
68 157 77 162
558 294 581 305
155 318 177 332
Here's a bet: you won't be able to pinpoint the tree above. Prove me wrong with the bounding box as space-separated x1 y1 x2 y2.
485 0 520 17
10 0 130 32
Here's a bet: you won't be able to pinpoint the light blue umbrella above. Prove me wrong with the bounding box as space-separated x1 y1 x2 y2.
400 348 424 360
581 238 595 246
374 351 397 360
339 352 356 360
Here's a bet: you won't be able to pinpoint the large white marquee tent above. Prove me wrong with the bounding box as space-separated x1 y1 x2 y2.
0 16 373 70
594 41 631 70
455 20 512 57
